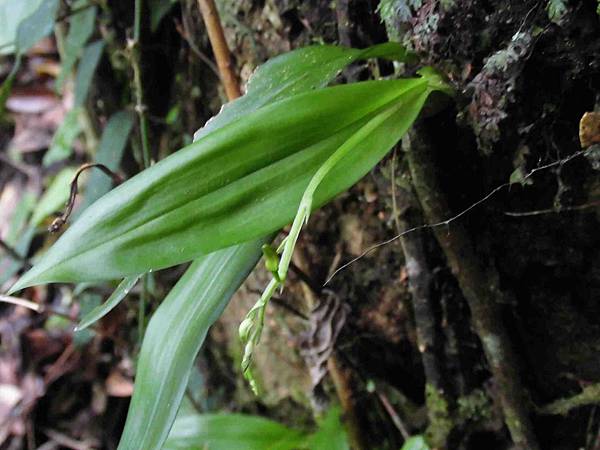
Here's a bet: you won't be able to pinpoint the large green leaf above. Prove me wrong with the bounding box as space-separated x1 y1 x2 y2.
162 406 348 450
163 413 305 450
10 77 433 291
195 42 415 140
115 44 419 450
14 0 60 54
116 240 265 450
0 0 43 54
0 0 60 113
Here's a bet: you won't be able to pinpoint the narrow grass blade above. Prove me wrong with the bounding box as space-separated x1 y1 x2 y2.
76 275 141 331
116 239 265 450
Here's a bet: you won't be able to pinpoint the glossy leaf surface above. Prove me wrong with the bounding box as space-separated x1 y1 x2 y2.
115 44 420 450
162 406 348 450
116 240 265 450
110 44 432 450
0 0 43 54
163 413 305 450
76 275 141 331
115 44 420 449
195 42 415 140
11 77 432 291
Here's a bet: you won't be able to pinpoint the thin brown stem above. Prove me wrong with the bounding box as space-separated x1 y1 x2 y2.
376 390 411 440
291 247 368 448
49 163 123 233
197 0 241 101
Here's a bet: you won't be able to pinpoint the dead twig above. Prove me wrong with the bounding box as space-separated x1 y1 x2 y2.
0 294 42 312
292 247 367 450
0 295 77 324
197 0 241 100
327 355 368 450
49 163 123 233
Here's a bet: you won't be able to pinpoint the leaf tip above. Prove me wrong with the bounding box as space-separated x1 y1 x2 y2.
7 264 53 295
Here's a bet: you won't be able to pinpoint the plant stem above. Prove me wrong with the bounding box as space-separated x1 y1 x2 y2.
138 274 148 342
197 0 241 100
130 0 151 342
134 0 142 43
49 163 123 233
130 0 151 169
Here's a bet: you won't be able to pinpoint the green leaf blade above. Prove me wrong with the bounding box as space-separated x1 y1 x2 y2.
116 239 265 450
164 414 305 450
15 0 60 54
42 108 82 166
0 0 43 55
76 275 141 331
56 0 98 91
305 407 350 450
401 436 431 450
196 42 415 140
74 40 105 107
11 78 430 290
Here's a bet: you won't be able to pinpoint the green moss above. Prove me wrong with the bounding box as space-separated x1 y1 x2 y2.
457 389 492 425
439 0 456 11
424 384 453 448
546 0 567 24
